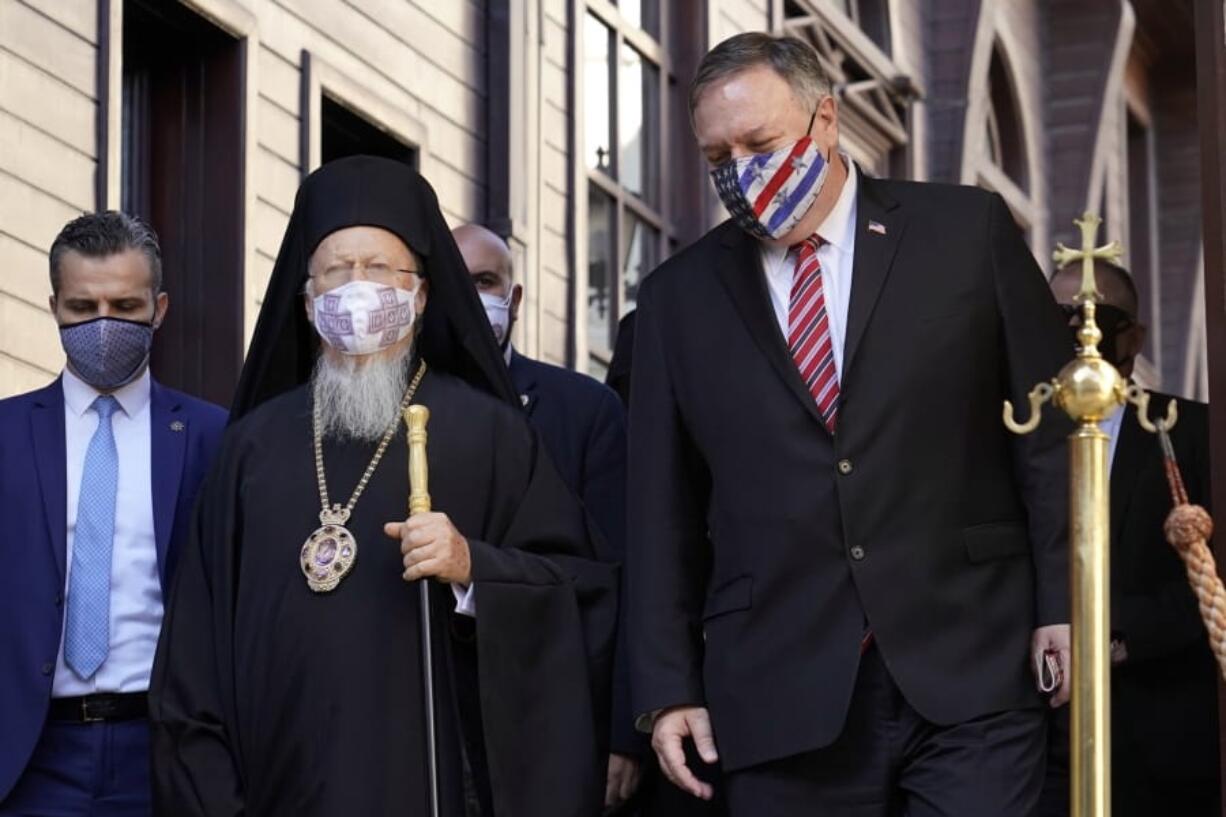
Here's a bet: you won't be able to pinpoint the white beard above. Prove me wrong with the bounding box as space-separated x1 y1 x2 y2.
312 344 412 442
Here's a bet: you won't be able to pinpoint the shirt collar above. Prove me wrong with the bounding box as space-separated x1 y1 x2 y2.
814 153 858 252
62 366 152 419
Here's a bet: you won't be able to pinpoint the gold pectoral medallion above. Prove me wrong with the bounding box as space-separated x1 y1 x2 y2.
302 361 428 595
301 506 358 593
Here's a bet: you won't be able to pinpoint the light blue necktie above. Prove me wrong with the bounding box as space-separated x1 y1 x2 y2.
64 395 120 679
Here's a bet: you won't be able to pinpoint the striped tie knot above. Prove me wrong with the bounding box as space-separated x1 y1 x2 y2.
787 236 840 433
790 235 825 257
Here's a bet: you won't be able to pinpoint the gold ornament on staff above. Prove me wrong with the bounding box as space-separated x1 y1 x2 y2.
404 404 441 817
407 405 432 515
1003 212 1175 817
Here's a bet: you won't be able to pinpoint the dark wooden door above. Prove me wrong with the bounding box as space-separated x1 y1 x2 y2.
122 0 245 409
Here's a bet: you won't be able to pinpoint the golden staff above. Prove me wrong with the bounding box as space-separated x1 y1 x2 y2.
404 404 440 817
1004 212 1172 817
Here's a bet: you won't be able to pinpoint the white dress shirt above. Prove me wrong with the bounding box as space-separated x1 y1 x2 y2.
54 367 163 695
453 579 476 617
760 155 859 379
1104 401 1125 473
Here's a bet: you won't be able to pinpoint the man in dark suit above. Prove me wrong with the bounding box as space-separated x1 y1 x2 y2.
628 32 1073 815
453 223 644 811
1042 261 1219 817
0 212 227 816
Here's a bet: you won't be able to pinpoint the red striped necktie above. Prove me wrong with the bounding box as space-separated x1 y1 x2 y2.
788 236 840 433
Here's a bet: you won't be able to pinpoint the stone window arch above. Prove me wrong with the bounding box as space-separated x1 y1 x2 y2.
985 44 1028 191
963 30 1044 254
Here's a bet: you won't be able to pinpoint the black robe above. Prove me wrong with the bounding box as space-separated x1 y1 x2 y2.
150 369 618 816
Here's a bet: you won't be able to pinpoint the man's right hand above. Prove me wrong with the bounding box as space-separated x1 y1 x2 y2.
651 706 719 800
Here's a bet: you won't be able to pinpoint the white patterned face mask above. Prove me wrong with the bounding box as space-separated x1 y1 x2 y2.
479 290 513 347
311 280 418 356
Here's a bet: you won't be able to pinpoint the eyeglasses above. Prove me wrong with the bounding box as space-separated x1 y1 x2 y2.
310 262 422 288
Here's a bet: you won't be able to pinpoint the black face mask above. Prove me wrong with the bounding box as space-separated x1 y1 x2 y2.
1060 303 1134 368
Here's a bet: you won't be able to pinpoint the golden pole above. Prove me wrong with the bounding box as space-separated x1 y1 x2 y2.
1067 418 1112 817
404 405 440 817
1005 213 1126 817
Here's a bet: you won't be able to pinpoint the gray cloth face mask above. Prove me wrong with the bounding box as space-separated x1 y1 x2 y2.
59 316 154 390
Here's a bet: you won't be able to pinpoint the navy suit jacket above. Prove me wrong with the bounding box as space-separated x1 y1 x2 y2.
507 351 638 753
0 377 226 800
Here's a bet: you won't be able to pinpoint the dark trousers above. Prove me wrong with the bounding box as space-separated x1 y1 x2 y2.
1039 707 1220 817
0 719 151 817
725 647 1047 817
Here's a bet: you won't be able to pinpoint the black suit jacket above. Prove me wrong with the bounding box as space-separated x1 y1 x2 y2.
1110 394 1219 788
627 174 1073 771
508 351 639 754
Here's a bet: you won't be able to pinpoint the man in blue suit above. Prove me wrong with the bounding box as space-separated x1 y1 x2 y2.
0 212 227 816
454 223 643 811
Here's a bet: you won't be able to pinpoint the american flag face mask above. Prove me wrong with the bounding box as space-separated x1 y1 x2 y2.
710 118 830 241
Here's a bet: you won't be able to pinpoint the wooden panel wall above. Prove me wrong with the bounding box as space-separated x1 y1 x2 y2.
538 0 572 364
0 0 98 396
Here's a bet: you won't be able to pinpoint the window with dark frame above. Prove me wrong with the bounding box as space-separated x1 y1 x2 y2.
582 0 704 376
320 95 419 169
853 0 891 55
121 0 245 408
779 1 914 181
787 0 891 55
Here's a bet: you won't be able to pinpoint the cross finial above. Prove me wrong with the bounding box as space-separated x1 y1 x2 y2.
1052 212 1123 304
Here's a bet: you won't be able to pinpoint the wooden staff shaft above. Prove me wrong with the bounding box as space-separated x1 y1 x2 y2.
404 405 439 817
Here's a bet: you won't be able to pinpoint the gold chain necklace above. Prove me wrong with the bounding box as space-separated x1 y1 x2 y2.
299 360 427 592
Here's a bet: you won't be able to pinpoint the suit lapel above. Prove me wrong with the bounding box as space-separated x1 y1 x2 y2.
150 381 187 586
842 173 906 382
509 353 539 415
30 381 68 583
714 225 825 427
1110 402 1146 547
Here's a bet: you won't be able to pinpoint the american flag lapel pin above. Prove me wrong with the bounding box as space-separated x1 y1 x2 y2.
868 220 887 236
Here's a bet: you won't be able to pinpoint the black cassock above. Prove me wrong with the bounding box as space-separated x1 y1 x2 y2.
150 369 618 816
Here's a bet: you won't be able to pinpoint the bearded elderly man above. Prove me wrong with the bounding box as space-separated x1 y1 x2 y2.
628 32 1073 815
150 156 617 817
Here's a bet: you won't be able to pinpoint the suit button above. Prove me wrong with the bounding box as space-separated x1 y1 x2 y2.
837 459 854 475
850 545 866 561
41 662 53 675
55 593 63 607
